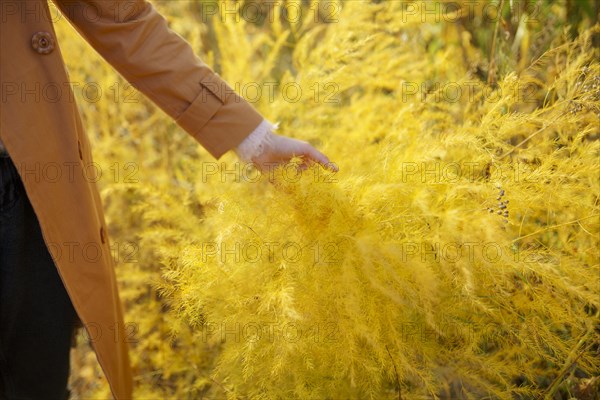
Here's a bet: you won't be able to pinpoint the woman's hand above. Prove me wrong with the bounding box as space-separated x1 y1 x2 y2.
235 120 338 173
251 133 338 173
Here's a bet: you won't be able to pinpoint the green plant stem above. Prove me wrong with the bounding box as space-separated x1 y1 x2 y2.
488 0 506 86
543 326 594 399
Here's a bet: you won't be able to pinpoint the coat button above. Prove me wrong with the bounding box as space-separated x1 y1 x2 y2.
100 226 106 244
31 31 55 55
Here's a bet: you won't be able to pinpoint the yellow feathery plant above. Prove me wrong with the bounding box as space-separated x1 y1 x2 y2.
52 0 599 398
154 18 597 400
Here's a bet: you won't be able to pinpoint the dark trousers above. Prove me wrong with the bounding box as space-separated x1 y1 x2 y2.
0 154 78 400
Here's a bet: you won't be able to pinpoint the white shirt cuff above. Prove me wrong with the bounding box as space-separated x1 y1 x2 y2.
234 119 278 162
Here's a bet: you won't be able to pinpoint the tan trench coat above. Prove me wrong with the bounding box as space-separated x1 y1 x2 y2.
0 0 264 398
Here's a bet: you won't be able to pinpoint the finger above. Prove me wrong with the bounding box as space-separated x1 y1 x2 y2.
325 161 339 172
298 163 309 172
303 145 336 171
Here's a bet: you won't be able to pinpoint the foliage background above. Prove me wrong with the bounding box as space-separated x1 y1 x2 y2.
50 0 599 399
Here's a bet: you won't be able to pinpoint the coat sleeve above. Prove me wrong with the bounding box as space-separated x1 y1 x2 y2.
52 0 264 159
